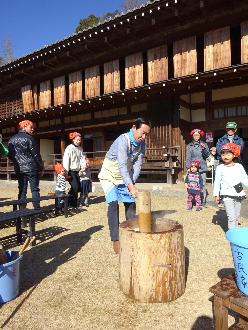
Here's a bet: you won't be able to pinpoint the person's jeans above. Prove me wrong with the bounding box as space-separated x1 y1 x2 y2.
107 201 136 241
17 172 40 209
223 197 242 229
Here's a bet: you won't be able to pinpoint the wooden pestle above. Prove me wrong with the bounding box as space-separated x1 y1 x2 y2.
137 191 152 233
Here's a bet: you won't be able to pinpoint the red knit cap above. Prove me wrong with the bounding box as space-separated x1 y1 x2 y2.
221 143 241 158
18 120 33 129
190 129 205 137
190 160 201 169
54 162 65 175
69 132 81 140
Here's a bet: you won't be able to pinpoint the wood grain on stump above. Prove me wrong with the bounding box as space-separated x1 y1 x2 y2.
119 218 185 303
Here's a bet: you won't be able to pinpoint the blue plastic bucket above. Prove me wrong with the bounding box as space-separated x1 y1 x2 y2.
0 251 23 304
226 227 248 296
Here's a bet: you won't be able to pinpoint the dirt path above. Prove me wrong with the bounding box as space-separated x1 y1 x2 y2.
0 180 245 329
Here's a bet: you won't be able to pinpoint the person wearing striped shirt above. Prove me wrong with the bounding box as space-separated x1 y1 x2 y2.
54 162 70 211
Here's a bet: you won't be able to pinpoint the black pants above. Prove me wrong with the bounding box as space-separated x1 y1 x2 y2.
17 172 40 209
55 190 66 210
68 171 80 207
107 201 136 241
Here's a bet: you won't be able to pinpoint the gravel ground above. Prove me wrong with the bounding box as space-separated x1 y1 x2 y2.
0 180 247 330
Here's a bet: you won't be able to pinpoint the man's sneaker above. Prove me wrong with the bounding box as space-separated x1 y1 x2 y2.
196 208 202 211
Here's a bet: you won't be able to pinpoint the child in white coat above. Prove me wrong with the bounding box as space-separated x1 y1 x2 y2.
213 143 248 229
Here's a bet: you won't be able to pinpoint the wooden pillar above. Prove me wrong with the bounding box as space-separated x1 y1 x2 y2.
60 134 65 156
60 117 65 156
205 90 212 122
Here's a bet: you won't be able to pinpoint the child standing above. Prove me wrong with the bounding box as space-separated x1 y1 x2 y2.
185 160 203 211
54 162 70 212
213 143 248 229
78 156 92 207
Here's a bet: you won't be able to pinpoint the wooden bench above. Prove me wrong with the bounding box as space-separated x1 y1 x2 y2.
0 195 69 218
210 274 248 329
0 208 42 244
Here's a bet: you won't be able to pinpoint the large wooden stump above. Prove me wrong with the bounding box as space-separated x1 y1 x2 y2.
119 217 185 303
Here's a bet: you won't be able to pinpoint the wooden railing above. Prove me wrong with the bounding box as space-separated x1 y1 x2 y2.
0 146 181 183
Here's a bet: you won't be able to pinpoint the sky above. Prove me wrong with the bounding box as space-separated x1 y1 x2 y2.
0 0 124 59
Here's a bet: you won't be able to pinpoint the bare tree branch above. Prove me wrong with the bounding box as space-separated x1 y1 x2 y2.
2 38 15 63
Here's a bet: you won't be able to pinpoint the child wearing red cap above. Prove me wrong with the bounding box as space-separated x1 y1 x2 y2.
213 143 248 229
54 162 70 212
185 160 203 211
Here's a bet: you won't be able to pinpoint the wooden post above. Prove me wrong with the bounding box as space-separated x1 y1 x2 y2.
119 217 185 303
137 191 152 233
213 296 228 330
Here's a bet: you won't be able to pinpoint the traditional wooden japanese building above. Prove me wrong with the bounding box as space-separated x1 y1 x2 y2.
1 0 248 180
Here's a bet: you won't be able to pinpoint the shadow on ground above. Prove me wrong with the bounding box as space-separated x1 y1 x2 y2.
0 226 68 249
21 225 103 292
212 209 228 232
0 226 103 326
185 247 190 285
89 195 105 205
191 315 213 330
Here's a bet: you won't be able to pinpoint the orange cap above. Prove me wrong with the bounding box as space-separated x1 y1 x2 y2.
18 120 33 129
221 143 241 158
54 162 65 175
69 132 81 140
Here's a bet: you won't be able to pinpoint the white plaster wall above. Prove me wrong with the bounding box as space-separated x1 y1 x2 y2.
180 94 190 103
191 108 206 122
180 106 190 121
40 139 54 167
191 92 205 104
212 84 248 101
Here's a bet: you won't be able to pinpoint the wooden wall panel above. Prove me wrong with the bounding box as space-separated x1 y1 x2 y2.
85 65 100 99
21 85 34 113
53 76 66 106
39 80 51 109
147 45 168 83
173 37 197 78
69 71 82 102
241 21 248 64
125 52 143 89
104 60 120 94
204 26 231 71
33 85 38 110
